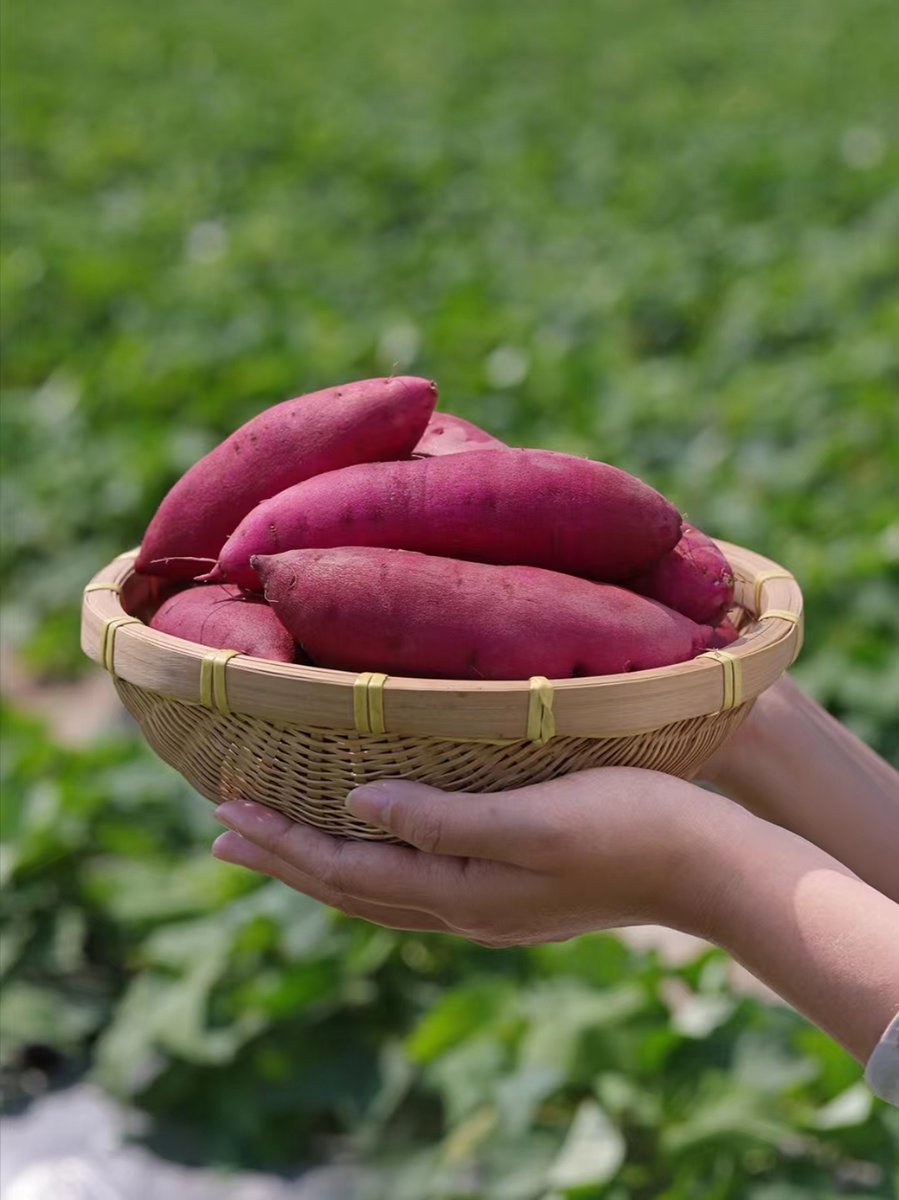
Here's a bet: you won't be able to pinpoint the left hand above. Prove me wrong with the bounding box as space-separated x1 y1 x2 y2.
211 769 724 946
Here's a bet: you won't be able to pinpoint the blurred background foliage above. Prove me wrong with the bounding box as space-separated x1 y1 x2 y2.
2 0 898 1195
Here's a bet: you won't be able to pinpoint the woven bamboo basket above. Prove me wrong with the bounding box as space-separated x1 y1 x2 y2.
81 542 802 839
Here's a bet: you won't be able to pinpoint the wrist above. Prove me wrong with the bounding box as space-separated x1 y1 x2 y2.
568 769 739 935
677 799 834 956
692 806 783 949
637 780 756 939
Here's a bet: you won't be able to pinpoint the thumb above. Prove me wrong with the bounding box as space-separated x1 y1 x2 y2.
346 779 521 861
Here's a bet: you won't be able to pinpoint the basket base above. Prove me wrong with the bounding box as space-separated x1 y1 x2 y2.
116 678 753 840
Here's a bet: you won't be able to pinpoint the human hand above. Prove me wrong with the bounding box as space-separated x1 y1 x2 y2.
697 674 790 788
211 766 899 1062
211 768 721 946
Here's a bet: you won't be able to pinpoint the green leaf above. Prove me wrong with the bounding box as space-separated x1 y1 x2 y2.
529 934 634 988
495 1064 564 1137
0 981 106 1060
731 1029 819 1093
746 1188 846 1200
374 1148 444 1200
84 853 248 923
141 883 332 969
357 1041 416 1138
662 1086 794 1153
546 1100 625 1189
338 923 398 976
407 978 517 1064
425 1036 507 1127
440 1104 497 1166
154 945 262 1063
670 993 737 1039
91 973 170 1094
94 940 262 1093
49 906 88 973
794 1024 865 1096
519 982 645 1072
0 918 33 979
142 914 238 970
594 1072 662 1126
483 1132 565 1200
810 1081 872 1129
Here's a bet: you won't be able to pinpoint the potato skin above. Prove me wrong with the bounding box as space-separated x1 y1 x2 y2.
149 583 296 662
627 524 735 625
214 448 683 590
136 376 437 580
709 618 740 647
413 412 507 456
254 547 717 680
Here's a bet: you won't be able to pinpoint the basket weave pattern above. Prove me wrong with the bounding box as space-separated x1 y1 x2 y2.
114 676 753 839
82 543 802 839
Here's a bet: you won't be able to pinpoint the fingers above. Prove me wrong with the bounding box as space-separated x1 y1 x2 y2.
212 801 560 944
213 799 482 913
212 831 450 933
344 779 566 865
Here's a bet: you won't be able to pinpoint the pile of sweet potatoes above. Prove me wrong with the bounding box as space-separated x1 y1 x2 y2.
139 376 736 679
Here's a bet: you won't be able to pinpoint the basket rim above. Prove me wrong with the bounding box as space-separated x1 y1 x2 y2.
81 541 802 740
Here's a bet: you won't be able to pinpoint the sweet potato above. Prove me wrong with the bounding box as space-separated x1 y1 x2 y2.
136 376 437 580
210 448 682 590
149 583 296 662
709 618 740 647
627 524 735 625
253 547 716 680
413 412 507 456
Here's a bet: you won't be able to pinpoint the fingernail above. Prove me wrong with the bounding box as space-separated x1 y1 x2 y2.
214 799 276 830
211 830 240 859
212 830 261 868
346 784 392 824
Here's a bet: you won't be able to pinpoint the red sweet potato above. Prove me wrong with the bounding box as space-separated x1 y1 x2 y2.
136 376 437 580
413 412 507 456
627 524 735 625
210 448 682 590
709 618 740 647
149 583 296 662
253 547 716 680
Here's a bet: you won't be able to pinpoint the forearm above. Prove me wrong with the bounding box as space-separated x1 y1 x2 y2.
686 801 899 1063
704 675 899 902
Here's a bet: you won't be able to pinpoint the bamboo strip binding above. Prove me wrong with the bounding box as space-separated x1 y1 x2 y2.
700 650 743 712
200 649 241 716
81 539 803 838
526 676 556 744
353 672 389 735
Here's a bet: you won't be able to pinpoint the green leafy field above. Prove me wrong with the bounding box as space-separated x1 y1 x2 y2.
2 0 898 1194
